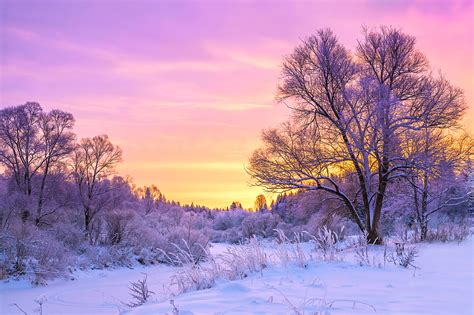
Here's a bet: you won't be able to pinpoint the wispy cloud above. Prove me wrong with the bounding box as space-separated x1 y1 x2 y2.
127 161 245 171
1 1 472 208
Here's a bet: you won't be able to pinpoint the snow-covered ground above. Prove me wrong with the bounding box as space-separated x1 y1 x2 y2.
0 263 174 315
1 239 473 315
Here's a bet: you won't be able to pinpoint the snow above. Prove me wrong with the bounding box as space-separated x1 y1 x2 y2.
0 264 174 315
1 239 473 315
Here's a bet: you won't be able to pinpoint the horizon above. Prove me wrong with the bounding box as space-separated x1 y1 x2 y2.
1 0 473 208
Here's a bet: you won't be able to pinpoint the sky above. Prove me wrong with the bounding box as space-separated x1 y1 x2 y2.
1 0 473 208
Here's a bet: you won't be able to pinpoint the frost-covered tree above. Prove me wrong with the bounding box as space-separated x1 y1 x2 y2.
404 130 472 239
72 135 122 235
0 103 75 223
248 27 466 243
35 109 75 224
135 185 163 215
0 103 44 197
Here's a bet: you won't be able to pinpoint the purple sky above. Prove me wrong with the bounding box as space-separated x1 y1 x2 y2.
1 0 473 208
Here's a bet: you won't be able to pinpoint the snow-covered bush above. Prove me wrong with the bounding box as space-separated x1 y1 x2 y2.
424 221 470 243
127 274 155 307
212 210 246 231
30 230 72 284
170 236 269 295
0 222 72 284
209 226 244 244
305 213 351 241
351 233 385 268
80 245 132 269
311 226 342 261
51 220 84 251
386 243 418 269
241 212 280 238
218 236 268 280
397 246 418 268
104 209 135 245
274 229 310 268
156 227 209 265
171 260 217 293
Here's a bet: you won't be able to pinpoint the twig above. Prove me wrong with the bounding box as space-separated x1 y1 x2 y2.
10 303 28 315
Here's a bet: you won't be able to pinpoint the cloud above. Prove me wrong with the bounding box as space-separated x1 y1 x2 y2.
126 161 244 171
3 26 284 77
203 39 289 70
112 60 233 75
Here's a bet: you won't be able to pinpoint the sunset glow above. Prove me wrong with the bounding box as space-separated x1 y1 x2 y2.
1 0 473 208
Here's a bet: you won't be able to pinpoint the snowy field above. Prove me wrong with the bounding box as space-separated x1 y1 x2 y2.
1 238 473 315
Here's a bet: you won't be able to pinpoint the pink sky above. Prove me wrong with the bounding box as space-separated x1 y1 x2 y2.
1 0 473 208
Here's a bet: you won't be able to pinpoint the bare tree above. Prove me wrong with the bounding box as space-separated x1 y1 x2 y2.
35 110 75 225
72 135 122 235
254 194 268 212
248 27 465 243
0 103 43 197
404 130 472 239
135 185 162 215
0 103 75 223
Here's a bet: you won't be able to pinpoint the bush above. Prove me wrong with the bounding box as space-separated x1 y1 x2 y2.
105 209 135 245
0 222 72 284
80 245 133 269
30 230 72 284
311 226 342 261
274 229 310 268
387 243 418 269
218 236 268 280
127 274 155 307
209 227 244 244
241 212 280 238
424 221 470 243
51 220 84 250
305 213 350 240
156 227 209 265
212 210 246 231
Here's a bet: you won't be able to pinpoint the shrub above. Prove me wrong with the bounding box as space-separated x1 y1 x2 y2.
212 210 246 231
387 243 418 269
127 274 155 307
306 213 349 240
311 226 342 261
424 222 470 243
105 209 135 245
157 227 209 265
171 260 217 293
241 212 280 238
218 236 268 280
274 229 310 268
209 227 244 244
0 222 72 284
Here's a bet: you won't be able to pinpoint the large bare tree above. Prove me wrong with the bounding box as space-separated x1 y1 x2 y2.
0 103 43 197
248 27 466 243
72 135 123 234
0 103 75 223
35 109 75 224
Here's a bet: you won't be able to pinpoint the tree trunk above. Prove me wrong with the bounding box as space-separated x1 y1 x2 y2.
84 206 91 232
35 163 50 226
367 226 383 244
420 220 428 241
419 174 429 241
370 174 389 245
